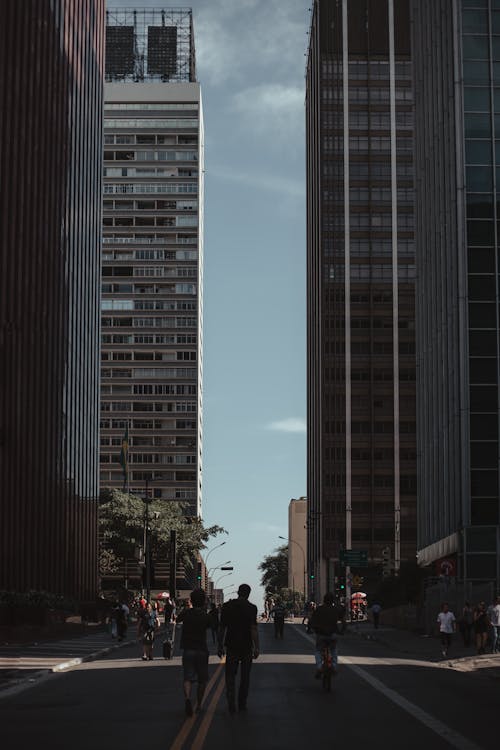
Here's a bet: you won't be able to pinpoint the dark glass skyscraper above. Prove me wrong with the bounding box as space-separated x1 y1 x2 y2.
306 0 416 599
412 0 500 586
0 1 105 600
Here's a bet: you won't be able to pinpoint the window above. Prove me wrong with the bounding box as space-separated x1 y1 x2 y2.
463 36 489 60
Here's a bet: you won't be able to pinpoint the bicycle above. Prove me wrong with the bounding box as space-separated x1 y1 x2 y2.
319 637 336 692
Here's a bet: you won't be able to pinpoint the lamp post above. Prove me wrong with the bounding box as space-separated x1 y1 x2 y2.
208 560 232 578
142 478 153 602
214 570 233 589
204 540 227 570
279 535 306 606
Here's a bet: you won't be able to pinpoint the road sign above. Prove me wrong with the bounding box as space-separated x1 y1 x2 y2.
339 549 368 567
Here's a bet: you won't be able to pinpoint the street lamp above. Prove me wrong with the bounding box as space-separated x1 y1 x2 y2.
208 560 232 578
204 540 227 569
279 535 306 605
214 570 233 589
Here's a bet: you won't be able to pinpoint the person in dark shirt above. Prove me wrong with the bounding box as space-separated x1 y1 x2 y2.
176 588 212 716
218 583 259 714
309 592 345 677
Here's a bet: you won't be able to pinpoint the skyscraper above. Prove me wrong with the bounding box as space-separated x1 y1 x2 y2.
100 8 203 558
0 1 105 600
412 0 500 586
306 0 416 598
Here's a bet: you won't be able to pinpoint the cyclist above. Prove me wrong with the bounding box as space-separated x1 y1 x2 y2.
309 592 345 678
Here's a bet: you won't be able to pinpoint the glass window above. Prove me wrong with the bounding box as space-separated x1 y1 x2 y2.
465 87 491 111
469 357 497 383
470 441 499 468
462 9 489 33
469 302 497 327
463 35 489 59
466 553 498 577
493 37 500 59
495 12 500 33
463 60 490 84
466 139 492 163
470 385 498 410
466 165 493 190
469 329 498 355
471 500 499 524
462 0 487 7
467 193 494 217
465 113 492 137
467 220 495 245
471 470 499 495
494 89 500 111
468 247 495 272
468 274 497 299
471 413 498 440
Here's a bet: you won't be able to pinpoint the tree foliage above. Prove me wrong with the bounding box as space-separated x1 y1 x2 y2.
98 488 226 574
258 544 288 595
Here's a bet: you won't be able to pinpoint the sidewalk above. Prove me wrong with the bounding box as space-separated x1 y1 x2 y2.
349 620 500 680
0 628 136 697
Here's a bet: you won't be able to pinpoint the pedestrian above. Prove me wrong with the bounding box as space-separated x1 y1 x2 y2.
473 601 490 654
371 601 382 629
458 601 474 647
114 600 129 642
486 596 500 653
208 604 219 645
437 601 456 657
176 588 212 717
271 601 286 639
218 583 259 714
137 601 159 661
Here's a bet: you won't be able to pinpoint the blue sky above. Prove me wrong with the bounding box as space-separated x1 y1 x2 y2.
106 0 309 608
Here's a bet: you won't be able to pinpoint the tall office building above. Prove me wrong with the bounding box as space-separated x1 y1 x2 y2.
100 8 203 550
288 497 307 597
412 0 500 585
306 0 416 597
0 1 105 600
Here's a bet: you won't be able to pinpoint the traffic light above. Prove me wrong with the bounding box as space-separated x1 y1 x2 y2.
196 561 202 582
382 546 391 578
309 572 315 580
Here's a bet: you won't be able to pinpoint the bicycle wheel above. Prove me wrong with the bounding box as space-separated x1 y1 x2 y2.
322 666 332 692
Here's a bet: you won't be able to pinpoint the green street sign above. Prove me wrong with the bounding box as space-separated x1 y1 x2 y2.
339 549 368 567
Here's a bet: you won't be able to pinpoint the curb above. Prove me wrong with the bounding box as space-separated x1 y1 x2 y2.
0 637 136 699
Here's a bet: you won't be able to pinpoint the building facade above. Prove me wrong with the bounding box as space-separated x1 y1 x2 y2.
412 0 500 585
288 497 307 597
100 9 203 591
306 0 416 599
0 1 105 600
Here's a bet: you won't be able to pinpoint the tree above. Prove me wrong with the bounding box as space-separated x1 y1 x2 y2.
258 545 288 595
98 488 226 577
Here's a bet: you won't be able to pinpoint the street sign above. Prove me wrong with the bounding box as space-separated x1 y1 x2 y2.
339 549 368 567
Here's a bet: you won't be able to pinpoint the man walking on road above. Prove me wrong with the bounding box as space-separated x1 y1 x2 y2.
437 602 456 658
218 583 259 714
176 588 212 717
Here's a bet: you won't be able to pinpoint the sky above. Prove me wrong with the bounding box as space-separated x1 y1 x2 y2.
106 0 310 609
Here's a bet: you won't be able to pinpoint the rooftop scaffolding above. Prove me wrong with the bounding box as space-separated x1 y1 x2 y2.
105 7 196 83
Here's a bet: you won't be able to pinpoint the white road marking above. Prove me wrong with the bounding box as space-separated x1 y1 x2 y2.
294 625 483 750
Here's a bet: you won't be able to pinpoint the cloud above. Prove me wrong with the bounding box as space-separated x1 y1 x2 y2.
267 418 306 434
249 521 286 536
195 0 308 87
208 164 305 199
231 83 304 144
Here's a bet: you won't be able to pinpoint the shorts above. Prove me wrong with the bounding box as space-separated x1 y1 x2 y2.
182 649 209 683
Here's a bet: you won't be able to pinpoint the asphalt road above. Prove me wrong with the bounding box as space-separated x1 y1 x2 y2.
0 622 496 749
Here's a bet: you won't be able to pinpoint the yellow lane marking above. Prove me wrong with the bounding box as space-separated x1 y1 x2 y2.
169 659 225 750
190 663 226 750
